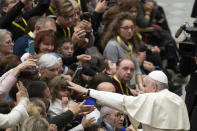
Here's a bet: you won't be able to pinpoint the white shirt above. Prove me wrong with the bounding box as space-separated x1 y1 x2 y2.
0 97 29 128
48 98 74 117
89 89 190 131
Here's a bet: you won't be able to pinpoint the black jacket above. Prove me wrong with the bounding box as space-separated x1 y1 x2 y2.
0 0 50 40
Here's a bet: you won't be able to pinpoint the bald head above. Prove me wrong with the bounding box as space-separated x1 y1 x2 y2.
97 82 115 92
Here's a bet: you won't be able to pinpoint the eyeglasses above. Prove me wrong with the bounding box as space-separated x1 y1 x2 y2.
62 13 75 19
120 26 135 31
4 40 13 45
115 112 124 118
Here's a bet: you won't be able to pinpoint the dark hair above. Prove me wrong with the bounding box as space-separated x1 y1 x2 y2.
0 102 11 114
34 30 56 53
116 58 133 67
56 37 72 48
0 54 20 73
25 16 40 33
27 81 48 99
88 73 113 89
102 12 140 52
0 0 8 13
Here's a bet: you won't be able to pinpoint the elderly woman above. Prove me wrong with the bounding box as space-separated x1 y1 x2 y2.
0 29 13 58
102 12 144 91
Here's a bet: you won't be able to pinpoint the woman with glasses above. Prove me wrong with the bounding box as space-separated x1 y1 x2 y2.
102 12 144 91
0 29 13 58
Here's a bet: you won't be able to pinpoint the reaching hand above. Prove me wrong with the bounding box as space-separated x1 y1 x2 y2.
126 124 137 131
77 54 91 63
67 81 88 95
62 97 68 108
13 58 37 76
95 0 107 13
82 116 96 128
49 124 57 131
68 100 95 117
16 81 29 104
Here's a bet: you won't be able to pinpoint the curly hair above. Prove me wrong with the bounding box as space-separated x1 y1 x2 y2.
102 12 140 52
48 75 72 102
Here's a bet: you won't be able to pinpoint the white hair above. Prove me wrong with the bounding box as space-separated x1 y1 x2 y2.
100 106 115 118
0 29 12 45
38 53 60 68
148 76 168 90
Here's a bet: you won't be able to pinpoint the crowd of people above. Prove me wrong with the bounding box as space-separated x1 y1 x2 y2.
0 0 194 130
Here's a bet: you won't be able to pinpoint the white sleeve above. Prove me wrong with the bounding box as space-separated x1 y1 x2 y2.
89 89 125 112
68 124 84 131
0 97 29 128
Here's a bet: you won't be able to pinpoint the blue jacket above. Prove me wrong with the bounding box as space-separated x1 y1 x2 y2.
14 35 33 57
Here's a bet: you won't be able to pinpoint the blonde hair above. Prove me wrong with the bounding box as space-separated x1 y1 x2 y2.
55 0 74 16
22 116 49 131
27 103 42 117
69 0 80 9
48 74 71 102
0 29 12 45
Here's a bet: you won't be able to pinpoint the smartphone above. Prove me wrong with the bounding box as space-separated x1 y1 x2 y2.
28 39 35 55
81 12 91 21
72 65 83 82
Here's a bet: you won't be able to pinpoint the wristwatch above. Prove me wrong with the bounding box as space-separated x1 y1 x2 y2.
87 89 91 97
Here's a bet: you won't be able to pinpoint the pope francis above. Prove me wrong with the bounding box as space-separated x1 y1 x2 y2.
68 70 190 131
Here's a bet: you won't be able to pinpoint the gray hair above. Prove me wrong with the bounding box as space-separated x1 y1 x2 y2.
148 76 168 90
0 29 12 45
35 16 55 28
100 106 114 118
38 53 60 68
22 116 49 131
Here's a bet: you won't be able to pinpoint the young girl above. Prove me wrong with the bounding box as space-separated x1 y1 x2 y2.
47 74 74 117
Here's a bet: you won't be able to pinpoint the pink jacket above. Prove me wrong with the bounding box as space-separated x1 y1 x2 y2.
0 69 17 100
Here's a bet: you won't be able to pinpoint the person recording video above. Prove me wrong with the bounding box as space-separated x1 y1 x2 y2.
179 2 197 130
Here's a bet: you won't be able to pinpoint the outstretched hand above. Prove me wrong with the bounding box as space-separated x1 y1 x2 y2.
68 100 95 117
67 81 88 95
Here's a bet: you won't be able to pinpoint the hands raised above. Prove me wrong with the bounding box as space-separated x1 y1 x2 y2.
68 100 95 117
16 81 29 104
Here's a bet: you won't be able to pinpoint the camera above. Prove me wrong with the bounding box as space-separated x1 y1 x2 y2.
175 18 197 57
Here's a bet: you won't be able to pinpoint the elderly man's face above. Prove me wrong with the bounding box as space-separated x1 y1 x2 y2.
105 110 124 129
144 76 156 93
40 64 59 80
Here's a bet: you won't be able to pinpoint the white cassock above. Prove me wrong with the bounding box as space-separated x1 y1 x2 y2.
89 89 190 131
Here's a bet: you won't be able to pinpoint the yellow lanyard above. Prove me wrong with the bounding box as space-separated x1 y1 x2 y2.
63 27 71 39
12 18 27 32
28 32 35 39
49 6 56 15
113 75 129 95
117 35 133 59
77 0 81 6
56 20 71 39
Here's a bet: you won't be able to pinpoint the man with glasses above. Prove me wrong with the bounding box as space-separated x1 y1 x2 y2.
100 106 127 131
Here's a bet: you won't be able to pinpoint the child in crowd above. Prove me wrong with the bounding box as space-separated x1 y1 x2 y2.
47 75 74 117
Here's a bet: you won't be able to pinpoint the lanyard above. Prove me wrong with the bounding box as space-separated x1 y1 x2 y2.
77 0 81 6
117 35 133 59
12 18 27 32
113 75 129 95
56 20 71 39
28 32 35 39
49 6 56 15
63 27 71 39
